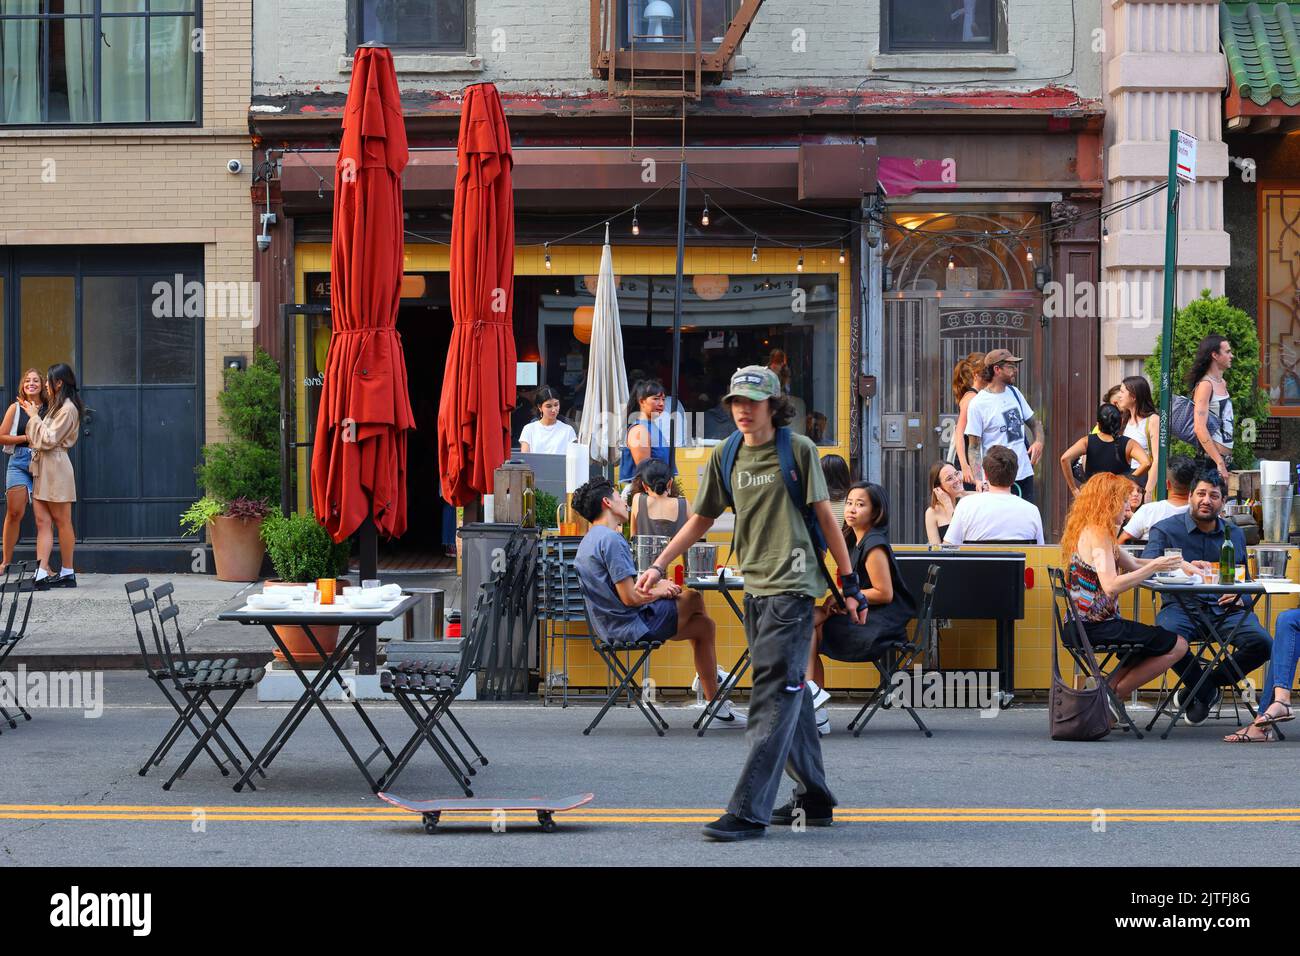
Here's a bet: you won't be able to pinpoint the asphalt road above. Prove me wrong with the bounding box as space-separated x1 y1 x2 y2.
2 675 1296 867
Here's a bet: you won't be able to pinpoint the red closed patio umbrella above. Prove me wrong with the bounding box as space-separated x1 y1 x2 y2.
312 43 414 543
438 82 516 506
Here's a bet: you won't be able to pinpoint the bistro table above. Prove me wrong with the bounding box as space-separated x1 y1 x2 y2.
1140 576 1300 739
685 571 746 737
219 593 421 792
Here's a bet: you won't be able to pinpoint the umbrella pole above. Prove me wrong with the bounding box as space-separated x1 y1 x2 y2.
358 514 378 675
670 162 687 472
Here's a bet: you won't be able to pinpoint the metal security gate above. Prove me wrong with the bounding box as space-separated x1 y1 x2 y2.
881 295 1043 543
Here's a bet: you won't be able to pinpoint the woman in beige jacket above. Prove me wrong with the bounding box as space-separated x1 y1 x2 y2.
20 364 81 589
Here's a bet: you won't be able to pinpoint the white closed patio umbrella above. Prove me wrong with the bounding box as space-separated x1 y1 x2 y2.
578 226 629 465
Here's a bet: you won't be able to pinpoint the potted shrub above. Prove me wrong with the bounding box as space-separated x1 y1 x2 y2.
181 349 281 581
260 509 352 665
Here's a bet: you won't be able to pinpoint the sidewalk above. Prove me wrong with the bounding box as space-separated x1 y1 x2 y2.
8 571 461 669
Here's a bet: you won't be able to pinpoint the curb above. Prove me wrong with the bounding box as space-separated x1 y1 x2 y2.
7 652 275 671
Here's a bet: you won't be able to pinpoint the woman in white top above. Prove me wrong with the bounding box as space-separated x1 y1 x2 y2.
1188 335 1236 485
518 386 577 455
1115 375 1160 501
950 351 987 488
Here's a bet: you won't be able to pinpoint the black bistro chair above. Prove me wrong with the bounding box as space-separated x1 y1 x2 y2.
1046 567 1145 739
847 563 941 738
125 578 265 789
0 561 37 734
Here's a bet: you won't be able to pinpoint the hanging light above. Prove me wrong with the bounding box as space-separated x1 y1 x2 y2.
1101 220 1109 244
947 252 955 271
796 247 804 273
544 242 552 270
750 238 759 262
701 197 711 228
631 205 640 236
838 245 846 264
1026 247 1034 263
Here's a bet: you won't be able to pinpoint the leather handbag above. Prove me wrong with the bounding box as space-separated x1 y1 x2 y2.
1049 608 1113 741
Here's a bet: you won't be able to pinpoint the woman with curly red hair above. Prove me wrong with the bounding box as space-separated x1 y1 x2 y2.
1062 472 1189 697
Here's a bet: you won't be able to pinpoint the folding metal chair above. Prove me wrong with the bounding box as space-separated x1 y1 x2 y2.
0 561 36 734
124 578 265 790
381 586 494 794
848 563 941 738
540 537 619 707
477 531 539 701
1046 567 1143 738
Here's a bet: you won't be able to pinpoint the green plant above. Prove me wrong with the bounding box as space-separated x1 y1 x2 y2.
179 496 223 537
259 509 351 583
194 348 281 506
1143 290 1269 470
535 490 559 529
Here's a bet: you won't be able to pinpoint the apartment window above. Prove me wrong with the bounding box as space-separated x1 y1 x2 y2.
882 0 999 52
353 0 467 51
619 0 739 51
0 0 200 126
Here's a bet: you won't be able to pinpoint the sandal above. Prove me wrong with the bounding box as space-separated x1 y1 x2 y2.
1255 703 1294 728
1224 727 1277 743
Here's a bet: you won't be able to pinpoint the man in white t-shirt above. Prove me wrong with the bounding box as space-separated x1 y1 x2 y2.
1119 456 1194 543
964 348 1045 505
943 445 1045 545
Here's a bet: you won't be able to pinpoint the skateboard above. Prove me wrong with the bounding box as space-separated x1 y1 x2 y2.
377 791 595 833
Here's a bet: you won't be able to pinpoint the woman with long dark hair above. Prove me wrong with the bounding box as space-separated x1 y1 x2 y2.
806 481 917 736
1114 375 1160 500
820 454 851 526
518 385 577 454
21 363 82 588
630 458 689 538
1059 403 1150 498
924 460 966 545
619 379 673 483
1187 334 1235 484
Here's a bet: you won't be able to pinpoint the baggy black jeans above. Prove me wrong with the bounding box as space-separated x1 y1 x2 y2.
727 593 837 825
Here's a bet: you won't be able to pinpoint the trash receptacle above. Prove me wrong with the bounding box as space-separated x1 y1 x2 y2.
401 588 445 642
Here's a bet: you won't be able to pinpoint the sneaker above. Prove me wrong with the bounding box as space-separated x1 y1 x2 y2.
691 666 731 696
815 708 831 737
1181 687 1221 726
770 796 834 827
702 812 765 842
713 700 748 728
806 678 831 710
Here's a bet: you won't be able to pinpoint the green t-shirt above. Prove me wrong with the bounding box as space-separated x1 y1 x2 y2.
694 432 829 597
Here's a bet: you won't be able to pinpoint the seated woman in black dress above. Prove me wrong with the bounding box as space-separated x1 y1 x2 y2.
1059 402 1151 499
808 481 918 735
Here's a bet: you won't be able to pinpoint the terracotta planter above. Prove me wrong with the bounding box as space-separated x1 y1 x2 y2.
264 579 342 666
208 515 267 582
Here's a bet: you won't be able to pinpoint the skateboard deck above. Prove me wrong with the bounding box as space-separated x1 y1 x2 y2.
378 792 594 833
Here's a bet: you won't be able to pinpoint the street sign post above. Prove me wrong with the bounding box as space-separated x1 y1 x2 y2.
1156 130 1189 499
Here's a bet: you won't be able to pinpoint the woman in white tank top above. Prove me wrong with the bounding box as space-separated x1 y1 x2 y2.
1115 375 1160 501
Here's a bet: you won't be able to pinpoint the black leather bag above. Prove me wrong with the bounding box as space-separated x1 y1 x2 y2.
1049 610 1113 741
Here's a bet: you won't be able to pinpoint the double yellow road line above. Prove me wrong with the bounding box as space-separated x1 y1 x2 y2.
3 804 1300 824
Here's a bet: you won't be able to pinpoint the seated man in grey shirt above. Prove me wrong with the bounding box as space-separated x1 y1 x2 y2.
572 477 745 727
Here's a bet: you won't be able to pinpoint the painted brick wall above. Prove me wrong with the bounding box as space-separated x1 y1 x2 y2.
254 0 1101 100
0 0 255 446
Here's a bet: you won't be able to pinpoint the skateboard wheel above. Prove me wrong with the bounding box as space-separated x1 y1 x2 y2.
537 811 556 832
422 812 440 834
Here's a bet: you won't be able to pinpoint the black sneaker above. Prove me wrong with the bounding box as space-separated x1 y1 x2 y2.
702 813 766 842
51 572 76 589
771 797 834 827
1182 687 1221 726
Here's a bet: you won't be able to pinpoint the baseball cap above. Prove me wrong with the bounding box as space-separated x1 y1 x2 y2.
984 348 1023 367
722 365 782 403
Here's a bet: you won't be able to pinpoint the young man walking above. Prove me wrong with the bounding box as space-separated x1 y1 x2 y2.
636 366 865 841
964 348 1044 504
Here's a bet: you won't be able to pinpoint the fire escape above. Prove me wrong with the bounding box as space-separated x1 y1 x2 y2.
591 0 765 150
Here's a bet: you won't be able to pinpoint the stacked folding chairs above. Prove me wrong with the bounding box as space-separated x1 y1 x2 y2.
1046 567 1145 738
539 536 608 707
0 561 36 735
125 578 265 789
380 587 494 794
477 531 539 701
847 563 941 738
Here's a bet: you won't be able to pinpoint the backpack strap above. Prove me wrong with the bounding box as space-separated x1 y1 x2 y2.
775 428 842 603
717 429 744 510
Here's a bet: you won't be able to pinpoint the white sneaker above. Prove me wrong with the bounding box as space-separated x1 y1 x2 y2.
691 666 731 696
815 708 831 737
713 700 748 728
806 678 831 710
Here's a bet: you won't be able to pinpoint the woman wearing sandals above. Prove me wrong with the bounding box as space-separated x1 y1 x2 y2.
0 369 44 575
1223 610 1300 743
21 364 82 590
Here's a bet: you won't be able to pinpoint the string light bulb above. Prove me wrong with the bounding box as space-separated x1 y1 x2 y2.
796 247 804 273
1026 248 1034 263
544 242 551 270
751 239 759 263
1101 221 1109 244
631 206 640 236
947 253 955 271
838 245 846 264
701 197 710 228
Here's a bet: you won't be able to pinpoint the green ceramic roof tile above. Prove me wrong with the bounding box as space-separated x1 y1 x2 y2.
1222 2 1300 107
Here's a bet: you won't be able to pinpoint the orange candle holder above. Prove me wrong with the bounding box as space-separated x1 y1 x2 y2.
316 577 336 605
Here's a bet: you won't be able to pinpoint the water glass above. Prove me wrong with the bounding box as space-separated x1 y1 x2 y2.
361 579 381 589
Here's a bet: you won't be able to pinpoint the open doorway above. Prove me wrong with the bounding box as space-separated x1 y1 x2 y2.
382 275 454 570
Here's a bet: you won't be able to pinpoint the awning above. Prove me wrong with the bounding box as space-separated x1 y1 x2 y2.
1222 2 1300 126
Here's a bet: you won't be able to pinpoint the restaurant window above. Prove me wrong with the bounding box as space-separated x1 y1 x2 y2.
619 0 739 52
525 273 838 446
0 0 200 126
351 0 468 51
1261 187 1300 409
881 0 1000 53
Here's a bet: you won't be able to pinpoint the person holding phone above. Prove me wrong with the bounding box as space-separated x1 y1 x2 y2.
21 363 82 589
